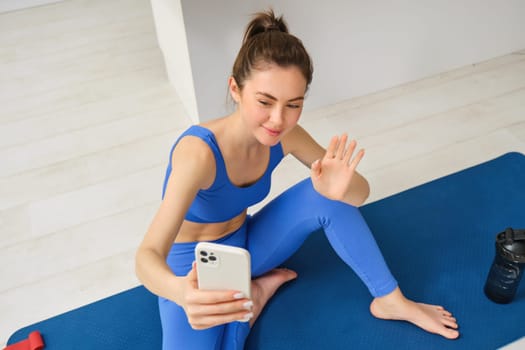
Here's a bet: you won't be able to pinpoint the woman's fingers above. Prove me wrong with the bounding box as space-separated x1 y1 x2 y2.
187 261 198 288
183 262 253 329
188 295 252 315
310 159 322 177
325 135 339 159
189 308 254 330
185 289 253 329
187 287 247 304
342 138 356 163
187 292 251 315
335 133 348 159
349 148 365 170
325 134 364 167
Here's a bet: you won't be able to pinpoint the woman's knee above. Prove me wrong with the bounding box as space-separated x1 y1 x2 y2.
293 178 355 217
159 298 224 349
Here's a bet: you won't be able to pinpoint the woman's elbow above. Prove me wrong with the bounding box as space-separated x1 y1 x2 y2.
351 175 370 207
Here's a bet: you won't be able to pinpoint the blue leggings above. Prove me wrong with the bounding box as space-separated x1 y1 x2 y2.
159 178 397 350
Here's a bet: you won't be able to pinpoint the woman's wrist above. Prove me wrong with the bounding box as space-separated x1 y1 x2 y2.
343 176 370 207
166 273 185 305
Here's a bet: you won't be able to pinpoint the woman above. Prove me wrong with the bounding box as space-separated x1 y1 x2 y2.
135 9 459 349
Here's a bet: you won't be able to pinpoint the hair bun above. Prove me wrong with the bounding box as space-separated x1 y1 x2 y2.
266 23 281 31
242 9 289 45
232 8 313 90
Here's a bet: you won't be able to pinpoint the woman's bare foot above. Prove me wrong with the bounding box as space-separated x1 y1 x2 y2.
249 268 297 327
369 287 459 339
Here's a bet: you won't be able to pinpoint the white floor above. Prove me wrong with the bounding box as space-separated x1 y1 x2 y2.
1 0 524 348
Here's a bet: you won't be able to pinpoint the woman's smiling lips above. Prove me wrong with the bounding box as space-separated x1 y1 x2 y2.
262 126 281 137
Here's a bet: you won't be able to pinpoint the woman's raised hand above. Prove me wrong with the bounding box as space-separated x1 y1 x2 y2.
178 262 253 330
310 134 365 201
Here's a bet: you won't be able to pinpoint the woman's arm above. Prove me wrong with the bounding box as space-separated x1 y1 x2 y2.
281 125 370 206
135 136 213 303
135 136 253 329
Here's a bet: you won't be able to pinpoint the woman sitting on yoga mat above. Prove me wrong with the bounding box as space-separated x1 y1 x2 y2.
135 9 459 349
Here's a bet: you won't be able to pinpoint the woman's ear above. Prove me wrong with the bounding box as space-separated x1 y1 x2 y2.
228 76 241 103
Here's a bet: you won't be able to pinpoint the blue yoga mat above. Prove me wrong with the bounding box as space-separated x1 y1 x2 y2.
7 152 525 349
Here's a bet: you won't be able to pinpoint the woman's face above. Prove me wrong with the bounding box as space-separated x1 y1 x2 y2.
230 64 307 146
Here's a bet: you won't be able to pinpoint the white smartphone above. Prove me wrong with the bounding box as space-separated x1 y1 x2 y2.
195 242 251 298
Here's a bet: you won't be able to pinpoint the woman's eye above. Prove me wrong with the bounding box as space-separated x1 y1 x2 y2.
287 104 301 109
258 100 270 106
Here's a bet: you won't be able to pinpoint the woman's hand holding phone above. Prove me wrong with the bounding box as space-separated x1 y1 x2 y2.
177 261 253 330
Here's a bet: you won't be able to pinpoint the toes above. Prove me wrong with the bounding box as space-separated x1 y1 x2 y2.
441 310 452 317
443 328 460 339
255 269 297 290
272 268 298 282
425 304 460 339
442 318 459 329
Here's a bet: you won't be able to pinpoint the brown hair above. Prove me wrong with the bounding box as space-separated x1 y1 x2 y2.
232 9 313 91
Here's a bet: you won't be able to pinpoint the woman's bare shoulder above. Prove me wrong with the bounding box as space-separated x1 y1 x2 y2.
170 134 216 189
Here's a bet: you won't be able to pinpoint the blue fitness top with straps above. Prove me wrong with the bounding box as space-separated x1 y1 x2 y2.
162 125 285 223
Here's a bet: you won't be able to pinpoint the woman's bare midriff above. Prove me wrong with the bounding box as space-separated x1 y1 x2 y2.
174 210 248 243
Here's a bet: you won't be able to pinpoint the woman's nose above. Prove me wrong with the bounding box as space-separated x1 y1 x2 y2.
269 107 284 126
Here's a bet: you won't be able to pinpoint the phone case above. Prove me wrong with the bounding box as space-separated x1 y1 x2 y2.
195 242 251 298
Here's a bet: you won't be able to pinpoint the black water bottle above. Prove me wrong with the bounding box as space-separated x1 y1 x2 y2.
484 228 525 304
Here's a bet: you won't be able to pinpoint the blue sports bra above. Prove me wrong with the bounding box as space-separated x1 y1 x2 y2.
162 125 284 223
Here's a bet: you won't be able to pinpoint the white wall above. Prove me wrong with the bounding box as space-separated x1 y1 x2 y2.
150 0 199 122
159 0 525 122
